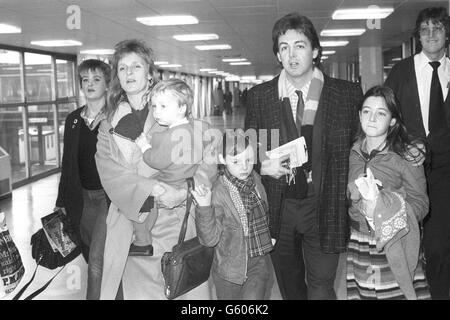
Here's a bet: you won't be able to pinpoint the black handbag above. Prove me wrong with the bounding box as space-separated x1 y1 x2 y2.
12 209 81 300
161 178 214 300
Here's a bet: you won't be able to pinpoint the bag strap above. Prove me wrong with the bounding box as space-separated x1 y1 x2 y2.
176 177 195 245
12 256 66 300
24 266 65 300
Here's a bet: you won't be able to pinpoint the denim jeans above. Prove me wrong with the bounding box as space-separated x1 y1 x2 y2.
80 188 109 300
213 254 272 300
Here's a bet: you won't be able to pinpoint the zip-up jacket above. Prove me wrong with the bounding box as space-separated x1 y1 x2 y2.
195 171 269 285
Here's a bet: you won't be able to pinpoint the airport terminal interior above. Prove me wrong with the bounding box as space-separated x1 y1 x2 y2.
0 0 448 300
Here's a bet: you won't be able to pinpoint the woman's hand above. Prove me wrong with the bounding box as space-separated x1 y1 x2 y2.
191 184 212 207
156 182 187 209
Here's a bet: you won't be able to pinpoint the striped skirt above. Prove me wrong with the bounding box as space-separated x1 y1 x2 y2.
347 228 430 300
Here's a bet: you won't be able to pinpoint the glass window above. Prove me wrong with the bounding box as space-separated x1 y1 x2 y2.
57 102 78 158
0 50 23 103
24 53 54 102
27 104 58 176
0 105 26 183
56 59 75 98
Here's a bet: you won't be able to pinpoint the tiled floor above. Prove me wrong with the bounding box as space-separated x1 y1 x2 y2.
0 107 346 300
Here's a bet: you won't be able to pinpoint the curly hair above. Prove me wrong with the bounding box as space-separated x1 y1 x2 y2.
150 78 194 118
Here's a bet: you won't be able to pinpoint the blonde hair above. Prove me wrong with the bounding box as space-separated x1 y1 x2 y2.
150 78 193 117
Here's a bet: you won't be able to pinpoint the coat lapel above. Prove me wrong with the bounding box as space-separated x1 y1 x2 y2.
312 76 328 196
70 109 83 165
408 59 426 136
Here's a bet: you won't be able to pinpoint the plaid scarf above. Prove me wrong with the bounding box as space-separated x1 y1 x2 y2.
223 169 273 257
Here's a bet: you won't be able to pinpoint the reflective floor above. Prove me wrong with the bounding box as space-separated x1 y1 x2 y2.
0 106 346 300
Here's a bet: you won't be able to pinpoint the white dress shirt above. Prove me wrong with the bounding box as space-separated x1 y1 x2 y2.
414 51 450 135
285 77 311 125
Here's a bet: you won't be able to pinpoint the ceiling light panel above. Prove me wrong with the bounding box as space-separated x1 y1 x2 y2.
160 64 182 68
173 34 218 41
0 23 21 33
230 62 251 65
320 29 366 37
222 58 247 62
137 15 198 26
80 49 115 55
332 8 394 20
320 41 349 47
31 40 82 47
195 44 231 50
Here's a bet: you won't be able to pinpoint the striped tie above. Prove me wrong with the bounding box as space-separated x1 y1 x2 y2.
295 90 304 136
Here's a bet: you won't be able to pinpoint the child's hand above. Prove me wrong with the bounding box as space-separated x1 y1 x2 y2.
191 184 212 207
355 168 381 201
135 132 151 153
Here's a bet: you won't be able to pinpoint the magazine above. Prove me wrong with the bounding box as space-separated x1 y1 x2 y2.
41 210 77 258
266 136 308 168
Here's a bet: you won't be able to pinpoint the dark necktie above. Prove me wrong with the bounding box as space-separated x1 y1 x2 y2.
428 61 446 135
295 90 304 136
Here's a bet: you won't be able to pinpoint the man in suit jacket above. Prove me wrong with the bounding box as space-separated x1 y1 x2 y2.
245 12 362 300
385 7 450 300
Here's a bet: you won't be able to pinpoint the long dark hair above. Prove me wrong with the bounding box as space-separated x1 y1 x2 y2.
356 85 425 162
107 39 158 121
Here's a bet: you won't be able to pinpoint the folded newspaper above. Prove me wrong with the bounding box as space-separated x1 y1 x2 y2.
266 136 308 168
41 210 77 258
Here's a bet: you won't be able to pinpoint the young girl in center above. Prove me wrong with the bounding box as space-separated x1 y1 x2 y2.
192 129 274 300
346 85 430 300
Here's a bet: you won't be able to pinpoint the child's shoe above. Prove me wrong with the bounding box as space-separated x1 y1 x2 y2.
129 243 154 256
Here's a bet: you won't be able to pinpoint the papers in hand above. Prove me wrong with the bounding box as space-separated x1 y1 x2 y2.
266 137 308 168
41 210 78 258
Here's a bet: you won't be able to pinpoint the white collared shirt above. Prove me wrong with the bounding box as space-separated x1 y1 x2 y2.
414 51 450 135
285 77 311 124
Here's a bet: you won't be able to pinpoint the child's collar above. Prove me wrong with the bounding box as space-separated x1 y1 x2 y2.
168 117 189 128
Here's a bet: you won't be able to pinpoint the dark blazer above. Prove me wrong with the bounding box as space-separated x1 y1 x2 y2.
56 107 95 230
385 55 450 167
245 74 362 253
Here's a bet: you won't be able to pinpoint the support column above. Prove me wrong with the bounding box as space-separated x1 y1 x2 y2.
358 46 383 93
339 62 348 81
330 62 339 79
